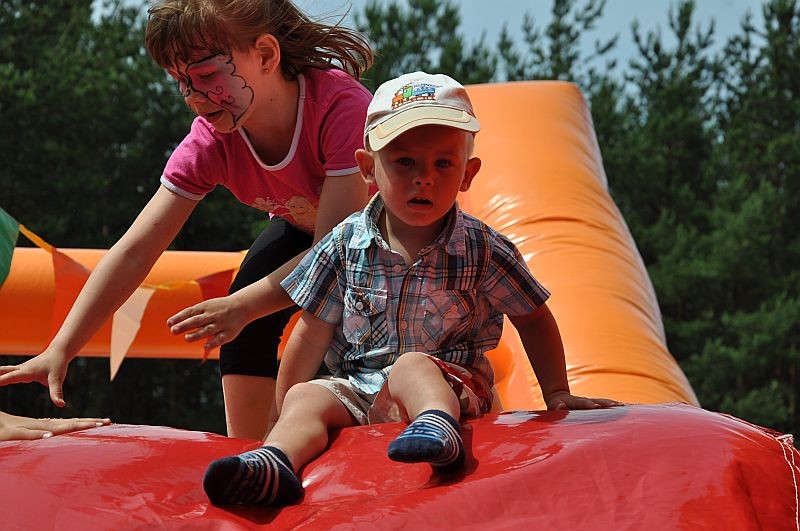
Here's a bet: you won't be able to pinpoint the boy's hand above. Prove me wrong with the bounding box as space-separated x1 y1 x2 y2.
167 295 249 350
0 350 70 408
546 390 622 411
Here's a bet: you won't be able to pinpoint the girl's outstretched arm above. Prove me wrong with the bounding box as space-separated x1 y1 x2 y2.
0 186 197 406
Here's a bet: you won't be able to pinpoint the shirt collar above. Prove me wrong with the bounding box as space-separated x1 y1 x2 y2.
349 193 382 249
351 193 466 255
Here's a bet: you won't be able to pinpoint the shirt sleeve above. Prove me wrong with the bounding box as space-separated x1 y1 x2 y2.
318 86 371 177
160 117 226 200
482 234 550 316
280 228 345 324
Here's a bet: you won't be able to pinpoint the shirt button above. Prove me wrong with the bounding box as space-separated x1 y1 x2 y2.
355 301 364 311
393 264 403 273
450 305 459 314
400 321 408 330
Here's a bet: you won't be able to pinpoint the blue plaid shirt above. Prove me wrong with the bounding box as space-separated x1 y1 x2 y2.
281 194 550 395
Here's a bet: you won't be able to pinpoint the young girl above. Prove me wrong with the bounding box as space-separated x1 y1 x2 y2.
0 0 374 440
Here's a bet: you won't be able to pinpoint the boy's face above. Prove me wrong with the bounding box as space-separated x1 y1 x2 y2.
168 49 256 133
357 125 481 231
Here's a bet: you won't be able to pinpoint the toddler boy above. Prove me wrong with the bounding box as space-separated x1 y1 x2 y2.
203 71 619 506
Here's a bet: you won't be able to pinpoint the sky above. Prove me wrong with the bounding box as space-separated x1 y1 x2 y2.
294 0 766 69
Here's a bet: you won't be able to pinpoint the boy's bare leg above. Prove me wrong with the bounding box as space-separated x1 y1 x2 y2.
222 374 276 440
385 352 466 470
265 383 357 467
204 383 356 506
386 352 460 419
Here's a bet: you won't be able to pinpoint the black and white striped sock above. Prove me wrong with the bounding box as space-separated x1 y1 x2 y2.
387 409 465 470
203 445 303 506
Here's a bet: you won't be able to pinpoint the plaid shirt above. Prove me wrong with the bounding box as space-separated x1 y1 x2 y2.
281 194 550 395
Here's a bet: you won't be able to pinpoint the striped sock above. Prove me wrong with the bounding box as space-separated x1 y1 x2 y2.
203 446 303 506
387 409 465 470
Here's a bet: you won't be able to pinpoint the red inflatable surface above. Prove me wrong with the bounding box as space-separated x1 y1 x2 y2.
1 404 797 530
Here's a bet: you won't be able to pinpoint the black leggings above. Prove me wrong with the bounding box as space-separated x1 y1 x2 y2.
219 217 313 378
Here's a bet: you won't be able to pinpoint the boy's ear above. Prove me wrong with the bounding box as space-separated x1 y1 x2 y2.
253 34 281 73
459 157 481 192
355 148 376 185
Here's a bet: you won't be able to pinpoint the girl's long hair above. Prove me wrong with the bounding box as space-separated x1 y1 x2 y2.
145 0 373 79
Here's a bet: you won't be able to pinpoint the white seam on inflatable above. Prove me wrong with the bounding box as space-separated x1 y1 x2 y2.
776 433 799 531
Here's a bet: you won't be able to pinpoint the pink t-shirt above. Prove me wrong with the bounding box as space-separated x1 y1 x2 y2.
161 68 372 233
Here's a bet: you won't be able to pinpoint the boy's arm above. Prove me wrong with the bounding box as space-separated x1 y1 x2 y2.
508 304 570 404
509 303 621 410
274 311 336 415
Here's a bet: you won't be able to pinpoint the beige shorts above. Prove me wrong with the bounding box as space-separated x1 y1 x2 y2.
309 356 493 425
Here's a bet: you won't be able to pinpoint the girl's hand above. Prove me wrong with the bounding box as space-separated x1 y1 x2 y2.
167 295 249 350
0 350 70 408
0 411 111 441
546 390 623 411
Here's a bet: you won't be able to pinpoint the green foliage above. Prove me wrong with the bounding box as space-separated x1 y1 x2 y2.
3 1 171 245
355 0 495 89
497 0 618 83
594 0 798 434
680 0 800 434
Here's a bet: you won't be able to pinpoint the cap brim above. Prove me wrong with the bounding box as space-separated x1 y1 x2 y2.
366 106 480 151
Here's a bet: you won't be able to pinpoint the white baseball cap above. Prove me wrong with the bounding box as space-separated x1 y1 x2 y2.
364 71 481 151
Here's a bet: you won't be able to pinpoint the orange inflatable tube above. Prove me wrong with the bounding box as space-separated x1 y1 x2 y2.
0 248 241 359
0 81 697 409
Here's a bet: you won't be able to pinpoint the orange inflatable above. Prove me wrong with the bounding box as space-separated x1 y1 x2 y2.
0 248 241 359
1 81 796 529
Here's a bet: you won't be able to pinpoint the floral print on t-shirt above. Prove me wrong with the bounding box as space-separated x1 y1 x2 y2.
252 195 318 232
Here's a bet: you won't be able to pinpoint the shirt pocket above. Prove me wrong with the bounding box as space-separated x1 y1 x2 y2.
343 286 388 349
422 290 478 344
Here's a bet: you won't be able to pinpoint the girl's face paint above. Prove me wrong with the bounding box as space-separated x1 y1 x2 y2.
175 53 255 132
